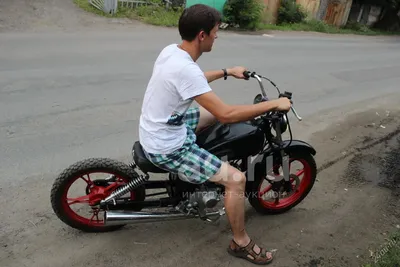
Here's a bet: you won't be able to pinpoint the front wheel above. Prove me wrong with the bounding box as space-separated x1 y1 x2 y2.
50 158 146 232
248 150 317 215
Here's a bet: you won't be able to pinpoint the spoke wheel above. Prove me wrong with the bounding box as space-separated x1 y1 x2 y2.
248 150 317 215
51 158 145 232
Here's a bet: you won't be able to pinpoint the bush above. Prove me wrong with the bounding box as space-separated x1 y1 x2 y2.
277 0 307 25
344 21 371 33
223 0 265 30
305 19 331 32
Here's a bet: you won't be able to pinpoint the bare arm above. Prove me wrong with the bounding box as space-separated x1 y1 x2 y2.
204 66 249 83
194 91 286 124
203 69 226 83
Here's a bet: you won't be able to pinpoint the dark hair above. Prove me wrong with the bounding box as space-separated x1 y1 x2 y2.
178 4 222 41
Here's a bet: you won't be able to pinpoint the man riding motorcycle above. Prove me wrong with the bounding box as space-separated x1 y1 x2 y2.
138 4 291 265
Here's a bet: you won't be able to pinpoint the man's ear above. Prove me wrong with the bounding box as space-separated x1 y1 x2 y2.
199 31 205 41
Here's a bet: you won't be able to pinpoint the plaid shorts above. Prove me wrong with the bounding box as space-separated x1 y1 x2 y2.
143 107 222 184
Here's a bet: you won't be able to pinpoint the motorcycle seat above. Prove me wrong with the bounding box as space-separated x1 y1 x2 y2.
132 141 169 174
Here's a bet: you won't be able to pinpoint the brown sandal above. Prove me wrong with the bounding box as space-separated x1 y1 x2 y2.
227 239 276 265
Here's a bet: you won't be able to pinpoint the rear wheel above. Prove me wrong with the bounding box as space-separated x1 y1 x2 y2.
50 158 146 232
248 150 317 215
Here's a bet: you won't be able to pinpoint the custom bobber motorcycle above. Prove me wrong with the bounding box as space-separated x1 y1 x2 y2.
50 70 317 232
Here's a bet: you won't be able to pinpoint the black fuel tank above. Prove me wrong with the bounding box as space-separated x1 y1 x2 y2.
196 121 265 160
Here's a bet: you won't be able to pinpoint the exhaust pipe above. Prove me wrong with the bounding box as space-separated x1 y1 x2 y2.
104 210 223 226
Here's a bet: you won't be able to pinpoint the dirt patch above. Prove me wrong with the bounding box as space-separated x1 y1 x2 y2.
299 107 400 266
343 132 400 191
0 0 135 32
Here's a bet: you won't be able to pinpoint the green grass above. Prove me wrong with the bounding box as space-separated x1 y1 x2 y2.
130 5 183 27
257 19 397 36
363 229 400 267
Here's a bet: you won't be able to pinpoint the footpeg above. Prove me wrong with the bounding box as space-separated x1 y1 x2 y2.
205 207 225 223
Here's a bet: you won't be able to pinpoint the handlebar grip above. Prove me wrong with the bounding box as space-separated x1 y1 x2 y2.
243 71 251 80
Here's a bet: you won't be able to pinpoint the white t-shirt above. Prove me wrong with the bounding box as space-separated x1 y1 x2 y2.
139 44 212 154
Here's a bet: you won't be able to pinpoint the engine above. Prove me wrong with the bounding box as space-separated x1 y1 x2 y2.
187 188 222 219
189 189 220 208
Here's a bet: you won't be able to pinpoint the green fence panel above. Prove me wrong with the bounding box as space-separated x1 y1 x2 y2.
185 0 227 14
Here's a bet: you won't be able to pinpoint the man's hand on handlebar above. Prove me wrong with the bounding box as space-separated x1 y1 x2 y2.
242 69 302 120
274 97 291 111
227 66 248 79
243 70 252 80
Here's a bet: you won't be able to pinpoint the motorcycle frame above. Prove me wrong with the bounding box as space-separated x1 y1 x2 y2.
104 72 315 212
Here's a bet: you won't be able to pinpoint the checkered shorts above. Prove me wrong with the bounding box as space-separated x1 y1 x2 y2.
143 107 222 184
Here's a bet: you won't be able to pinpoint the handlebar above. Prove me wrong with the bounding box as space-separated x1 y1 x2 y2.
243 71 302 121
242 71 253 80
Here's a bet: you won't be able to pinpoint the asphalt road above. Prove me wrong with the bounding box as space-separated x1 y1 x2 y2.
1 29 399 186
1 25 400 267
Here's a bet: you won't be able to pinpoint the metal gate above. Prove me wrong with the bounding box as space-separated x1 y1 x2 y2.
89 0 118 14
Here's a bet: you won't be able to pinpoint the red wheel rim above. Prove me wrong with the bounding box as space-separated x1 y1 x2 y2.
257 158 311 210
61 171 135 227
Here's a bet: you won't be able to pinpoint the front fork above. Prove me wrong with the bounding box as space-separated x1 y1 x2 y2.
268 118 292 193
280 152 292 193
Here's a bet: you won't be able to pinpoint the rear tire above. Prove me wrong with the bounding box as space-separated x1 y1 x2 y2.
248 150 317 215
50 158 146 232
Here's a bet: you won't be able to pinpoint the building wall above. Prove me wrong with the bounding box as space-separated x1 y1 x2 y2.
261 0 352 25
262 0 281 24
323 0 353 26
296 0 320 19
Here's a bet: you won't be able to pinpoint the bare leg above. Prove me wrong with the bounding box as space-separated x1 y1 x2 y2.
198 107 250 244
209 162 273 261
196 106 218 133
196 106 273 262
